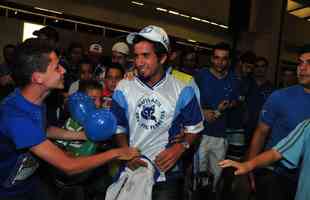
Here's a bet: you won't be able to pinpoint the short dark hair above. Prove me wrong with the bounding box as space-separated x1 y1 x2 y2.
132 35 168 58
299 44 310 55
212 42 231 57
68 42 84 54
78 80 102 93
3 44 15 52
78 58 93 72
240 51 256 64
105 63 125 77
12 38 55 87
256 56 269 67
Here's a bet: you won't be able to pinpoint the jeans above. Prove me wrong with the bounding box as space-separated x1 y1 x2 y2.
152 179 184 200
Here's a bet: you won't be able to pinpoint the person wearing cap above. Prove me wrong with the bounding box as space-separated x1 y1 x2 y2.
244 45 310 200
111 25 204 200
33 26 59 47
88 43 105 83
111 42 130 70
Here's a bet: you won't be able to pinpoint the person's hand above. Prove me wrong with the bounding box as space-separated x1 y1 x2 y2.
218 159 252 175
116 147 140 161
204 109 217 123
217 100 230 112
155 143 185 172
127 157 148 170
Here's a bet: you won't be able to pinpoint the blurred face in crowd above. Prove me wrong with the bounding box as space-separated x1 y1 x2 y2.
254 60 268 79
86 88 102 108
211 49 230 74
36 51 66 90
4 46 15 64
70 47 83 64
183 52 197 68
297 52 310 89
88 52 102 65
79 63 93 81
112 51 127 67
133 41 166 85
105 68 123 93
242 62 255 76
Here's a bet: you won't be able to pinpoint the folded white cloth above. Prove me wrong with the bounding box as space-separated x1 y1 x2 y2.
105 159 155 200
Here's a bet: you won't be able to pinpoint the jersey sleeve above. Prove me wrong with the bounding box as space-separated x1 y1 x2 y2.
111 89 129 134
175 86 204 134
273 120 310 169
4 116 46 149
259 91 281 127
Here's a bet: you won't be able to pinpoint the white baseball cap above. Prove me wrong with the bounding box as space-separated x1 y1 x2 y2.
112 42 130 55
89 43 103 54
127 25 170 51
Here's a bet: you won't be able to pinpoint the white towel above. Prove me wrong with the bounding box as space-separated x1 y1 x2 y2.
105 159 155 200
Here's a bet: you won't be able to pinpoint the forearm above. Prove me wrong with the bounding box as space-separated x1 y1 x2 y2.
246 123 270 160
31 140 120 175
47 126 86 140
246 149 282 171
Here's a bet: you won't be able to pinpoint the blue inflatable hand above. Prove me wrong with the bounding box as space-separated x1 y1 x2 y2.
68 92 96 125
84 109 117 141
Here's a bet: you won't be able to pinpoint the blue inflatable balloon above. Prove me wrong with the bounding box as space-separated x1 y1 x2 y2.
84 109 117 141
68 92 96 125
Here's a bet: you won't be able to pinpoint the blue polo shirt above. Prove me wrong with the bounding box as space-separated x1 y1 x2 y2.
260 85 310 149
0 89 46 197
195 68 240 137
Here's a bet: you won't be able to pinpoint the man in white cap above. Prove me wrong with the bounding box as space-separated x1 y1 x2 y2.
111 25 204 200
112 42 130 70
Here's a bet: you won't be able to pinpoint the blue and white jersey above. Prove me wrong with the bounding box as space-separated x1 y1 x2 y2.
112 74 204 180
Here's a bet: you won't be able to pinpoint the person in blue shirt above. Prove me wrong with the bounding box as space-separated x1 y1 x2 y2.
194 42 241 195
245 45 310 200
219 119 310 200
0 38 139 200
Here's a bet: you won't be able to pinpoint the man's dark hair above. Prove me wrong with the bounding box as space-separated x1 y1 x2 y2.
78 58 93 72
240 51 256 64
68 42 84 54
105 62 125 77
299 44 310 55
12 38 55 87
78 79 102 93
3 44 15 52
256 56 269 67
212 42 231 57
132 35 168 59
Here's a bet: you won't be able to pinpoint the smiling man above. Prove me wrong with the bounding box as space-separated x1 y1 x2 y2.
0 38 139 200
111 25 204 200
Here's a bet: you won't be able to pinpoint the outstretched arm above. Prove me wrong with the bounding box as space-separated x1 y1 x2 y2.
219 149 282 175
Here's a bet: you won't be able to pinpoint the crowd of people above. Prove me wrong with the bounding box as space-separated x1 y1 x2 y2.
0 24 307 200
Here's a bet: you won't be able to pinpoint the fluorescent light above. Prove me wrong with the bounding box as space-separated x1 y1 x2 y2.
219 24 229 29
156 7 168 12
168 10 179 15
34 7 63 14
188 39 197 43
179 13 190 18
201 19 211 24
131 1 144 6
191 17 201 21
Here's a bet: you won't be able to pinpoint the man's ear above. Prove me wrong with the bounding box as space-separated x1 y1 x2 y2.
160 54 167 65
31 72 44 84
